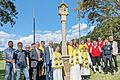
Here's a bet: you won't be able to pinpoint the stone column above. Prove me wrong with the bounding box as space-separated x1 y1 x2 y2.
58 1 70 80
61 16 70 80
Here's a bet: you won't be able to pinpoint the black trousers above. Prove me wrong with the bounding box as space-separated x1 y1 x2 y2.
82 75 90 80
112 54 118 68
92 57 101 66
103 55 113 73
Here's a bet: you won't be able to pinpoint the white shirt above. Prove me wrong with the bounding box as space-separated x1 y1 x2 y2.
49 46 54 60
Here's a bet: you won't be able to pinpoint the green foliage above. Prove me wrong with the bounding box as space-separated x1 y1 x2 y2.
0 0 18 27
76 0 120 26
86 14 120 52
75 0 120 52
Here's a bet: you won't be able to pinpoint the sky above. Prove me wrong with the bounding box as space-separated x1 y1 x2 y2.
0 0 95 50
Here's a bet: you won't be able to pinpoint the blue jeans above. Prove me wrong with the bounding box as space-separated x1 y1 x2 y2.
16 67 30 80
46 61 53 80
4 63 14 80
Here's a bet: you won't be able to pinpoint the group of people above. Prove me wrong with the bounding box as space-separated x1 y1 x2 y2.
2 36 118 80
68 36 118 80
2 40 63 80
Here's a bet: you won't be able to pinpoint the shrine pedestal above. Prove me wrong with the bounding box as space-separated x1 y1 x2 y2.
63 56 70 80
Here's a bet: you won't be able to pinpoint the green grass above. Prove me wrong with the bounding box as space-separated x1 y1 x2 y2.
0 60 5 70
0 55 120 80
90 55 120 80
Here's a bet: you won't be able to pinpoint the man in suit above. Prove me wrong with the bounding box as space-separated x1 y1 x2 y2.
30 42 43 80
109 36 118 72
44 40 54 80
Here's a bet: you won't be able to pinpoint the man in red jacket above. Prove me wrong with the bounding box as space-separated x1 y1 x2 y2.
97 37 105 67
86 38 93 58
90 41 102 73
97 37 104 51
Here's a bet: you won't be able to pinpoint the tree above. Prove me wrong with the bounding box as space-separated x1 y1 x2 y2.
75 0 120 51
86 14 120 52
0 0 18 27
81 0 120 26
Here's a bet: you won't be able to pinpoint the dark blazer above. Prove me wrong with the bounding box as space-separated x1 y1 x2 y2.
44 46 54 65
30 48 39 68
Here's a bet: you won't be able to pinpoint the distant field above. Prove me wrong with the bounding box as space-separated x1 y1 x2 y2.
0 55 120 80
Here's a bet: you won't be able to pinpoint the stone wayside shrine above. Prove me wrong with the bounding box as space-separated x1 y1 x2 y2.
58 0 70 80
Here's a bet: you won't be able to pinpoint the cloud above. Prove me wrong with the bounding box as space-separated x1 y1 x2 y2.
71 23 87 31
0 31 17 51
0 31 16 38
0 23 94 51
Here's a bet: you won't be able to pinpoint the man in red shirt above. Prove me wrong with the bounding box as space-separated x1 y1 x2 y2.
97 37 105 66
97 37 104 51
86 38 93 58
90 41 102 73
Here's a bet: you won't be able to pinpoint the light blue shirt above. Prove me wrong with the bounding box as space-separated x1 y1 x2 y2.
2 48 16 60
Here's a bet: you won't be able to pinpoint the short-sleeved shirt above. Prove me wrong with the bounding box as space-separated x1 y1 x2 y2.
2 48 16 62
103 45 113 56
13 50 28 69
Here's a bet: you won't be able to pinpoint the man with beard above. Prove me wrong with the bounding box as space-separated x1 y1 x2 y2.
2 41 16 80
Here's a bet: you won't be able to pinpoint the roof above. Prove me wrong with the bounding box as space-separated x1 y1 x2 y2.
58 2 68 8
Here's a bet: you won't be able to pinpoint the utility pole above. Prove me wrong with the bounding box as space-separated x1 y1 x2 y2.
33 9 36 43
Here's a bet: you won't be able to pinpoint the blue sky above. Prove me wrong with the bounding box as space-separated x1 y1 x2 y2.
0 0 78 35
0 0 95 50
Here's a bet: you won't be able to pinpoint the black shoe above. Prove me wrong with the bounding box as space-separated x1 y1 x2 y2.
111 72 114 75
94 72 96 74
115 68 118 72
104 72 108 74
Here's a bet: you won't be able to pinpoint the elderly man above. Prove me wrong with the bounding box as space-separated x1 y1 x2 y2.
86 38 93 57
109 36 118 72
2 41 16 80
30 42 43 80
97 37 104 50
102 40 114 74
44 40 55 80
25 45 32 80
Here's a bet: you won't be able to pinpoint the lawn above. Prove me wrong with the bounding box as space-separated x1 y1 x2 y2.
0 55 120 80
0 60 5 80
90 55 120 80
